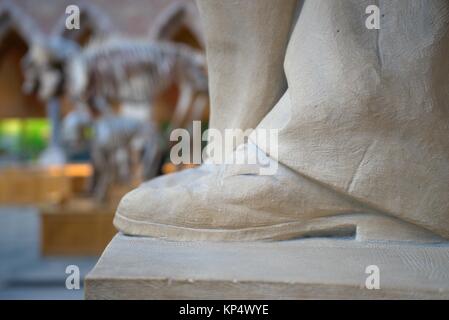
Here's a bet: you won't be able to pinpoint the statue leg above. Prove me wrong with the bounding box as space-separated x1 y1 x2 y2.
114 0 449 241
196 0 298 136
252 0 449 239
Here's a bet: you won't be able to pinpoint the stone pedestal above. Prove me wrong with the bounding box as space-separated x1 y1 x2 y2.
85 234 449 299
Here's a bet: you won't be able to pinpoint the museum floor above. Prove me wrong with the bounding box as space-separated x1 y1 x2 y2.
0 207 97 299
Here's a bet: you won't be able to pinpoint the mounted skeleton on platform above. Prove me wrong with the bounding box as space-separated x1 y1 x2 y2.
22 36 208 201
61 106 161 200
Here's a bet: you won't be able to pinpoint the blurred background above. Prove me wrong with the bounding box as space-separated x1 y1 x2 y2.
0 0 208 299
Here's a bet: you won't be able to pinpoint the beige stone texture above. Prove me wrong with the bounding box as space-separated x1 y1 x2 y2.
115 0 449 241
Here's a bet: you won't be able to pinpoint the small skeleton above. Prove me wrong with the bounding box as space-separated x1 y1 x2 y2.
62 106 161 201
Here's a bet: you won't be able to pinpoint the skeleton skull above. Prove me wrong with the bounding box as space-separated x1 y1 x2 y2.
21 37 80 101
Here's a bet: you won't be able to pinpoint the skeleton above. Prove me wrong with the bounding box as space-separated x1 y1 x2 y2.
22 36 208 201
22 36 208 129
62 106 161 201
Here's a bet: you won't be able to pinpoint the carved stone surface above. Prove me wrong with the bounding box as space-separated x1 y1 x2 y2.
115 0 449 242
85 234 449 299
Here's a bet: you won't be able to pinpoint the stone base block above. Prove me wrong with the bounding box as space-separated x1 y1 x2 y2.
85 234 449 299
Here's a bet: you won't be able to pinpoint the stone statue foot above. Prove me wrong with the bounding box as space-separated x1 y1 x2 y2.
114 143 443 242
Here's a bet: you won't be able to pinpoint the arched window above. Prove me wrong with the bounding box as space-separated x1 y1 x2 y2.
149 1 209 148
0 2 44 118
150 2 205 50
0 2 48 161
